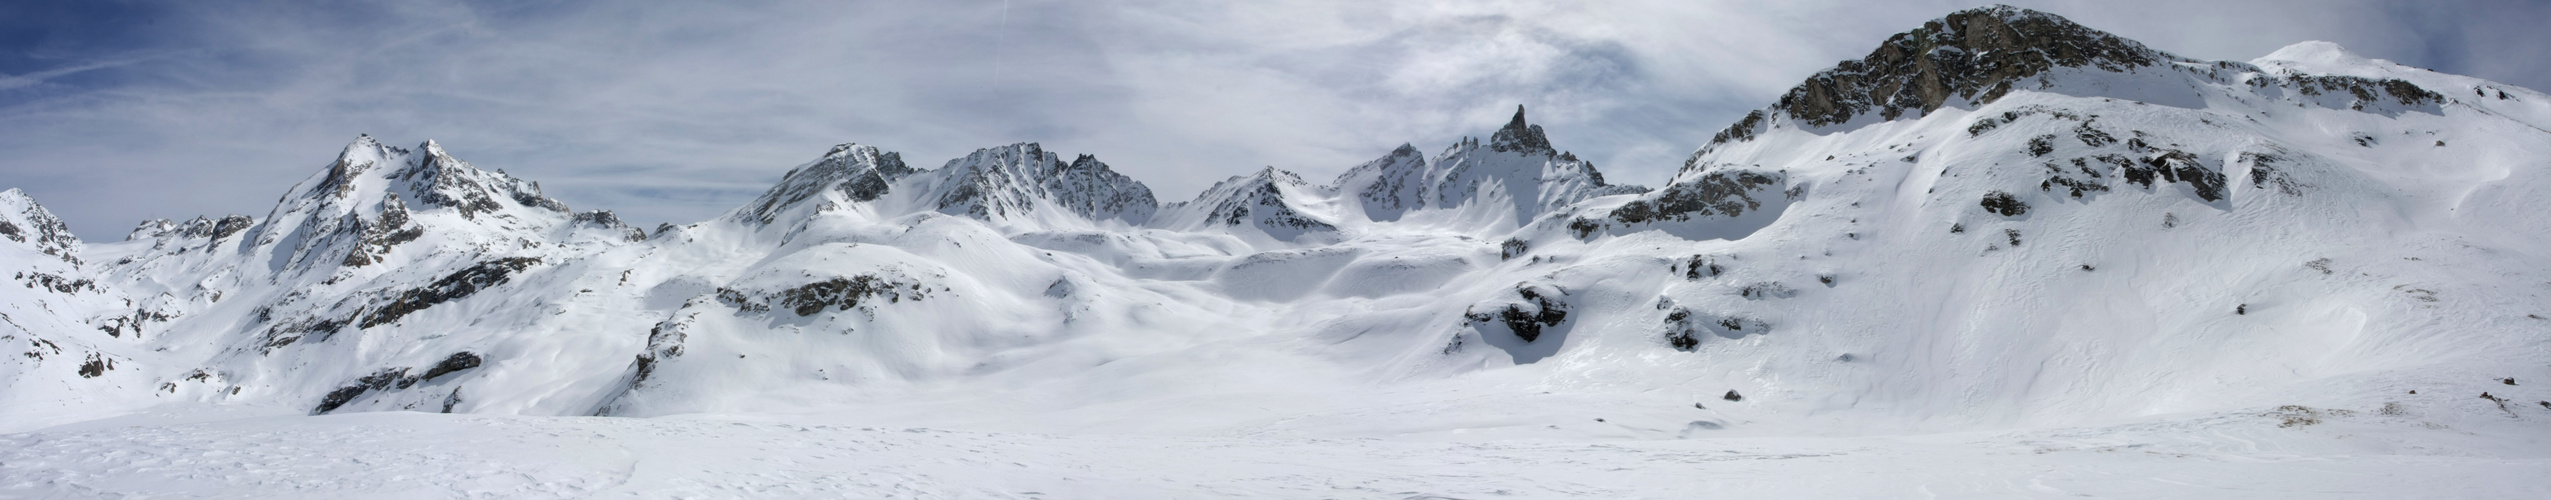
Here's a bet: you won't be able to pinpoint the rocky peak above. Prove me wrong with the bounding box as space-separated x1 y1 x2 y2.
1488 105 1555 155
1162 166 1334 240
734 143 914 225
1708 5 2171 150
1047 154 1159 225
393 140 570 219
927 143 1157 225
1333 143 1431 222
0 188 81 264
129 215 257 242
1429 107 1647 226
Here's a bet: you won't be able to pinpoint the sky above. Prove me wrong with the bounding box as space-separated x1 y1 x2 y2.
3 0 2545 240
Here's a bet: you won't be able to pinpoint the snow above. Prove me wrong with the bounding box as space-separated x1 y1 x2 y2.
6 6 2551 497
2 406 2545 498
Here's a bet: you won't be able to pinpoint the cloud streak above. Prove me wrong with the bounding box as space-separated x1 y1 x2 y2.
1 0 2543 239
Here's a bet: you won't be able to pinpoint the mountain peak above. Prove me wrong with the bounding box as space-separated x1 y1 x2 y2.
0 188 83 264
735 143 912 225
1730 5 2166 136
925 143 1157 225
1488 105 1554 155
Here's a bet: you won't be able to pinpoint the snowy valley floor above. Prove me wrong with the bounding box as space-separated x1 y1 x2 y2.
5 405 2547 498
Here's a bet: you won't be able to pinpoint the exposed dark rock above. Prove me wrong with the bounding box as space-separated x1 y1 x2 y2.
260 315 347 351
1662 307 1771 351
360 257 542 328
1046 154 1160 224
420 352 483 381
716 288 770 313
1740 282 1797 300
737 143 915 225
1678 255 1725 280
1500 238 1529 261
1 190 84 264
2119 142 2227 202
1465 284 1569 343
1200 169 1337 235
342 194 424 267
2026 134 2058 157
1488 105 1555 155
1664 308 1700 350
2073 122 2116 148
440 389 463 413
1342 144 1429 220
1706 6 2165 150
2287 74 2445 110
15 271 97 294
1980 191 2029 216
313 367 423 414
77 353 109 378
629 320 689 386
2243 151 2305 196
314 386 366 414
1724 390 1744 402
94 307 175 339
1592 169 1783 233
572 210 646 241
932 144 1159 224
778 275 926 316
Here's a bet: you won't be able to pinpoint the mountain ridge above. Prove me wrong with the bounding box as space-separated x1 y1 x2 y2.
3 6 2545 447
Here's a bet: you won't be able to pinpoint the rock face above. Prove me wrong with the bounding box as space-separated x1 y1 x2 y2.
1155 168 1339 242
734 143 916 225
1765 6 2167 131
1487 105 1556 155
1333 144 1431 222
921 144 1158 225
0 189 83 264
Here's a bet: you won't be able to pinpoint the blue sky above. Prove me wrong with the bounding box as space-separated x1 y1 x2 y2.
3 0 2544 239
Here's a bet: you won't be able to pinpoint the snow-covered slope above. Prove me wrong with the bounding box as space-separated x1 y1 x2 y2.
4 8 2548 494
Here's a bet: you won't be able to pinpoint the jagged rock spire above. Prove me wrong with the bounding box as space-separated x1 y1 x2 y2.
1488 105 1554 155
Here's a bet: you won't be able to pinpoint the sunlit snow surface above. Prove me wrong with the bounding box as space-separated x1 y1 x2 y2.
3 403 2547 498
8 14 2551 498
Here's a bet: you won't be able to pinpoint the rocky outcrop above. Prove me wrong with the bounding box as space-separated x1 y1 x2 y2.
1769 6 2162 129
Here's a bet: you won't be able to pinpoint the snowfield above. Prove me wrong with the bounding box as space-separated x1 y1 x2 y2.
4 405 2546 498
5 6 2550 498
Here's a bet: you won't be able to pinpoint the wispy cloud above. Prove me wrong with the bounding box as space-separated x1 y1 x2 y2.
0 0 2540 239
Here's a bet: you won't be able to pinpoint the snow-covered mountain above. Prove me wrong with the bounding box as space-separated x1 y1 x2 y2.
5 6 2547 473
